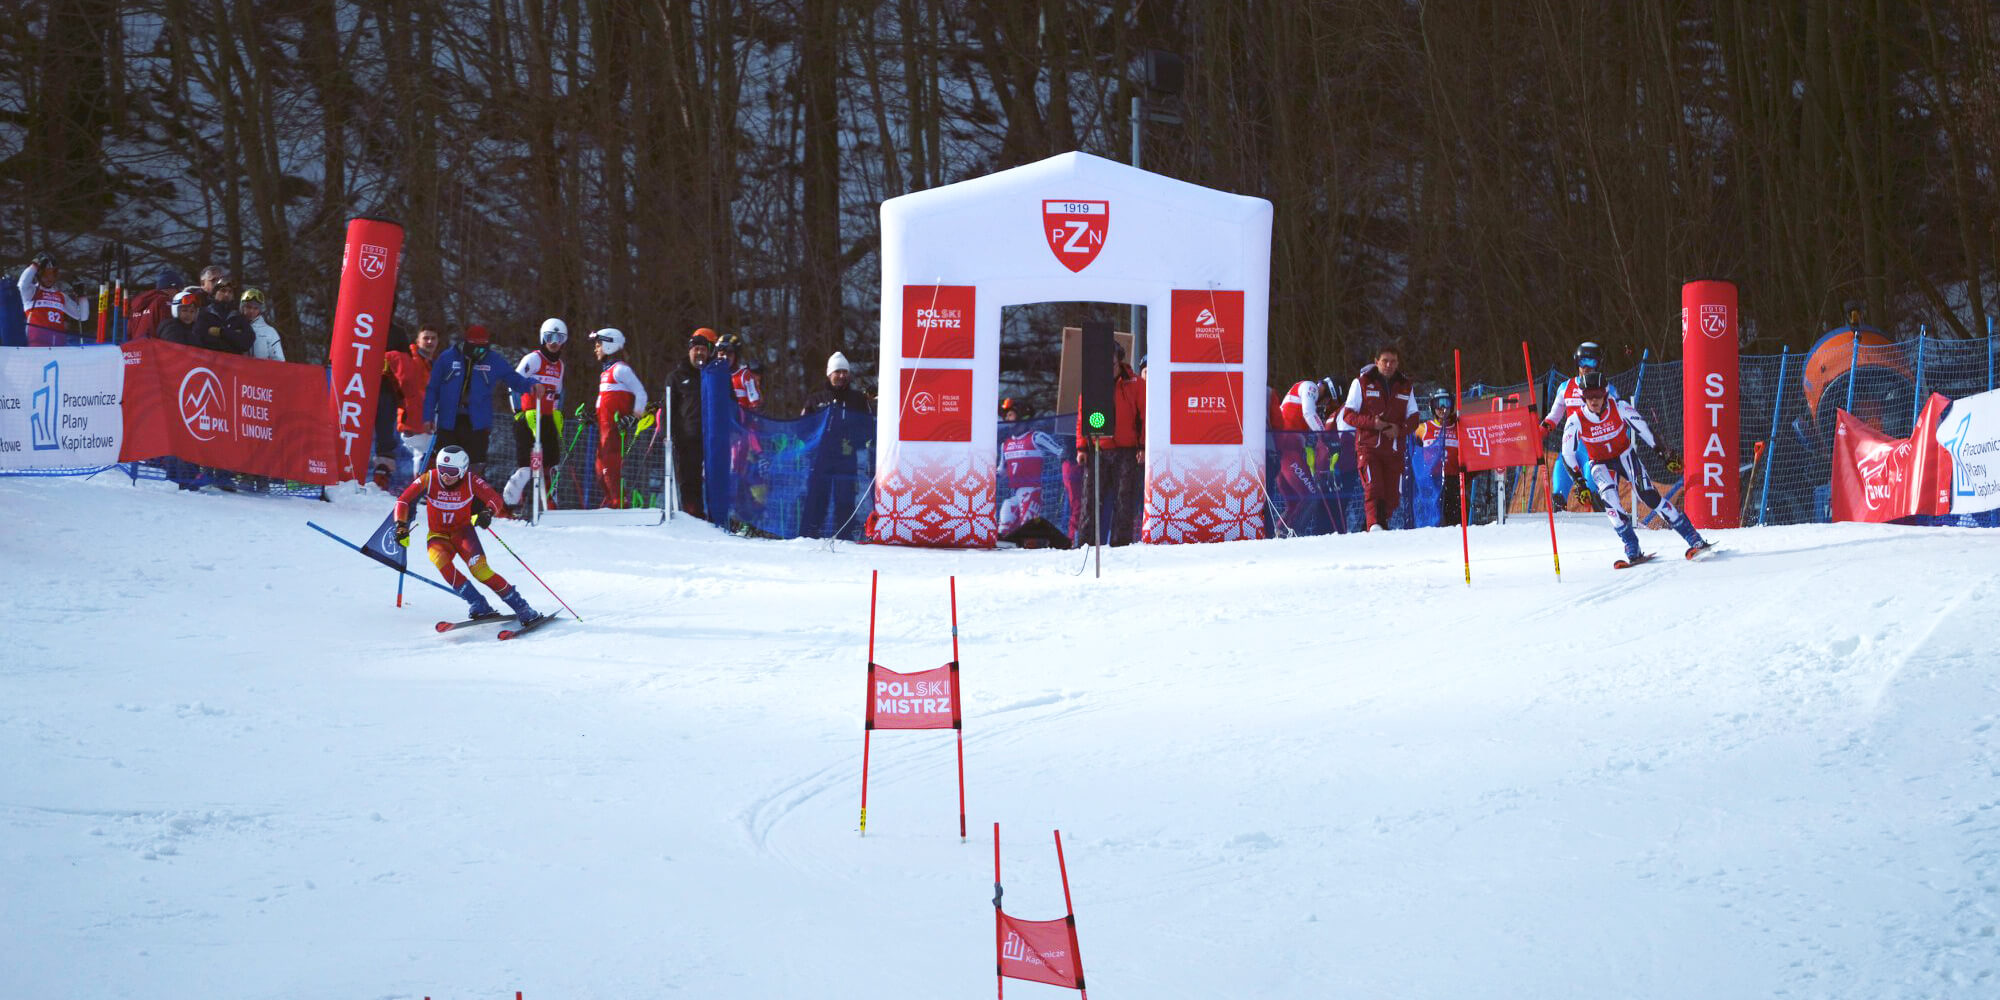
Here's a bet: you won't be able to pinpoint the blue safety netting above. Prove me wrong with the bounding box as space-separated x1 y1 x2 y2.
701 364 875 539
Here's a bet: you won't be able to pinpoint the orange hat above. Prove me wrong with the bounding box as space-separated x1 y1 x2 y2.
692 327 716 344
463 324 490 345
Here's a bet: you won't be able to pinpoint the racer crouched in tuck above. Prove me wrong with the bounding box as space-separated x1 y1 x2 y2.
393 445 540 623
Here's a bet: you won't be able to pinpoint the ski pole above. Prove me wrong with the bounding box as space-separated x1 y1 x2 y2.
482 524 582 621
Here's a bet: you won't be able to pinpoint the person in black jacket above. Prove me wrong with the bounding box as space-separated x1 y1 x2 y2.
800 351 874 539
666 330 712 519
193 277 254 355
157 289 203 346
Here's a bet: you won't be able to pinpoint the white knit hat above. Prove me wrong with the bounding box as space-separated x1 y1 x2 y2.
827 351 852 376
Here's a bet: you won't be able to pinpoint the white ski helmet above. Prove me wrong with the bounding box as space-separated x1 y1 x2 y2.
435 445 471 479
590 327 626 355
539 317 568 346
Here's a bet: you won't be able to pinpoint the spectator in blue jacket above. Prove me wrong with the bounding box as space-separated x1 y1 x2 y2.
424 324 543 473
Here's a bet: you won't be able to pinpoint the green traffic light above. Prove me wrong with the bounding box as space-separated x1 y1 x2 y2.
1088 412 1106 429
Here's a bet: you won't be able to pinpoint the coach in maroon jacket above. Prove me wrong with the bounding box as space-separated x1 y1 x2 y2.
1337 344 1422 531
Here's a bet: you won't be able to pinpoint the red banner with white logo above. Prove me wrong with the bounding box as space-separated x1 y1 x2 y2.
999 913 1083 989
1170 371 1244 445
898 368 974 442
1169 289 1244 363
1831 394 1953 523
901 284 976 358
1456 407 1542 471
329 217 405 482
118 339 338 483
866 663 959 731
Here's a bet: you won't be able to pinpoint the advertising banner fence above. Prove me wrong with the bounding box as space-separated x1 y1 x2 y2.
0 346 124 474
1830 393 1952 523
1938 388 2000 515
119 339 338 484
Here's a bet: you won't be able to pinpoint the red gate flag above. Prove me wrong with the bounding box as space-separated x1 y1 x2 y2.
999 914 1084 990
1457 406 1541 471
994 824 1087 996
867 663 960 731
859 572 968 838
1831 393 1953 523
329 217 405 482
118 339 338 483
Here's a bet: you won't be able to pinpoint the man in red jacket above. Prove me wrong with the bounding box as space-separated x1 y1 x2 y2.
1071 343 1146 546
1337 345 1422 531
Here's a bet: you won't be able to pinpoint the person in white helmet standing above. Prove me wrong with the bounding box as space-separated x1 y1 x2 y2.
506 318 570 511
591 328 648 509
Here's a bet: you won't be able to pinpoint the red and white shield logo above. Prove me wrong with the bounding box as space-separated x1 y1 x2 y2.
1043 200 1108 273
359 243 390 280
1700 303 1729 339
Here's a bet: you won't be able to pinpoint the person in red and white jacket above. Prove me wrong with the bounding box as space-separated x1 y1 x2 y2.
713 333 762 411
1560 371 1710 565
19 255 89 347
1337 345 1422 531
505 317 569 508
1273 376 1341 535
590 327 648 509
392 445 540 624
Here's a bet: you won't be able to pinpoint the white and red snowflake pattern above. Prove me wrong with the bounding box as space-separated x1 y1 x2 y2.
1141 456 1265 543
868 455 998 547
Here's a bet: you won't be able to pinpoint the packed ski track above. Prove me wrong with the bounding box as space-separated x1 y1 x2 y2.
3 474 1996 999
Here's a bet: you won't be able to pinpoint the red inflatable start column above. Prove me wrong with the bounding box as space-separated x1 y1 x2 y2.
329 217 405 483
1681 279 1739 528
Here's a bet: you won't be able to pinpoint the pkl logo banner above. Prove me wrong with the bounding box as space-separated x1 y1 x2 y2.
1700 303 1729 339
178 367 229 441
30 360 58 450
1043 200 1108 273
358 243 390 280
898 367 974 442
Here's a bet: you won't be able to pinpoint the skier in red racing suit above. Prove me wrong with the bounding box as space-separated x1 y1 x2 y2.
393 444 541 624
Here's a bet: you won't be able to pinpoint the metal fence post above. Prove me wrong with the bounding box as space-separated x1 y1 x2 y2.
1758 347 1789 527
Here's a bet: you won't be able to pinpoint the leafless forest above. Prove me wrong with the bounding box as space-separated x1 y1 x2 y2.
5 1 1997 409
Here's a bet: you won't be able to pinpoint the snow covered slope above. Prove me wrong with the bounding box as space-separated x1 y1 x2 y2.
3 475 1996 999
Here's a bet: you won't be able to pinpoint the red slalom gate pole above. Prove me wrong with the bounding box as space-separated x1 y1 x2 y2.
994 822 1004 1000
860 570 878 836
1054 829 1086 1000
1521 341 1562 580
950 575 966 842
1454 350 1471 585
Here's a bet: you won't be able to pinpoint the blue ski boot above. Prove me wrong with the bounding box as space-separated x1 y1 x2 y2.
1614 518 1644 563
499 585 540 626
453 580 498 619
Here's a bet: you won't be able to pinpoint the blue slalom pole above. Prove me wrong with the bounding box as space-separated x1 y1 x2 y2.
1912 327 1926 427
1631 348 1651 405
1844 334 1861 415
306 521 457 597
1757 347 1789 527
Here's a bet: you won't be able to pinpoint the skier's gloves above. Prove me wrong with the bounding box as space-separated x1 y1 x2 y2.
1655 445 1683 477
616 413 638 434
471 509 492 529
393 520 411 545
1568 483 1594 509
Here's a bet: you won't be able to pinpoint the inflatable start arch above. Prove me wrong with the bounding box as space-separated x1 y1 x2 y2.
869 152 1274 547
